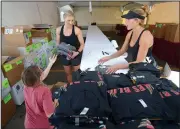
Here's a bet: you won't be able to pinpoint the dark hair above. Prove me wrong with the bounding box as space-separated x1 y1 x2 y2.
21 65 42 87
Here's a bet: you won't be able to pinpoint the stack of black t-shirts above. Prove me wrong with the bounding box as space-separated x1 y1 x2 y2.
107 83 175 124
49 81 111 128
103 73 133 90
72 70 104 82
128 63 161 78
127 63 161 85
153 78 180 122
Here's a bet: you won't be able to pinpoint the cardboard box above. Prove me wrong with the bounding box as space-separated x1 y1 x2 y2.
1 27 5 34
2 45 21 57
154 23 167 39
11 80 24 105
164 24 172 41
3 25 32 47
146 25 156 36
164 24 179 42
31 29 52 41
1 94 16 127
169 24 179 43
2 56 24 86
31 24 52 41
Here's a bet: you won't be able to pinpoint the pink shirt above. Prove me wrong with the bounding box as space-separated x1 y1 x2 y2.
24 85 55 129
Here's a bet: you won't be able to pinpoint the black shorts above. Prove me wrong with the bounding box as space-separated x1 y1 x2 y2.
60 52 82 66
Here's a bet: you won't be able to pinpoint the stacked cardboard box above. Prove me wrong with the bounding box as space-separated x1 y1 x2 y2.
154 23 167 39
2 56 24 86
31 24 52 42
145 25 156 36
2 25 33 57
1 78 16 127
165 24 179 43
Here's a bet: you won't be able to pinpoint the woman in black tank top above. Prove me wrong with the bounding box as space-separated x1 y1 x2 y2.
99 9 156 74
56 10 85 83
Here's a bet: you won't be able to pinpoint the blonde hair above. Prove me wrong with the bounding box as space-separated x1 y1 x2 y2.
63 10 75 19
131 8 147 26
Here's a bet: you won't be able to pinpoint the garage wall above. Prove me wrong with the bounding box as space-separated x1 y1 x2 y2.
2 2 60 27
148 2 179 24
74 7 123 26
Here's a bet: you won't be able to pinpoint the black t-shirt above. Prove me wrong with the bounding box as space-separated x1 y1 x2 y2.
127 71 161 85
103 73 133 90
154 78 180 122
72 70 104 82
108 84 174 123
50 81 111 128
128 62 160 78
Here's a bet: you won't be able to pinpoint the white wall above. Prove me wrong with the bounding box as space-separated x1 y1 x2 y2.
74 7 123 26
2 2 59 27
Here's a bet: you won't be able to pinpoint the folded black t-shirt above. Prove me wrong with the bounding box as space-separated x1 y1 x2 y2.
153 78 180 122
108 84 174 123
72 70 104 82
129 62 160 78
103 74 133 90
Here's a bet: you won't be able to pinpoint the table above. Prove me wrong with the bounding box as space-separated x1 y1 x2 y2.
80 26 129 74
168 71 180 87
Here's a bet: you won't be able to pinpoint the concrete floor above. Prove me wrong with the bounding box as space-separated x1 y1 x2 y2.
3 31 179 129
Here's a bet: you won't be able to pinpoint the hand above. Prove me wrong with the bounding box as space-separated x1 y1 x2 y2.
71 51 79 59
49 54 57 65
53 99 59 108
98 56 111 64
106 64 121 74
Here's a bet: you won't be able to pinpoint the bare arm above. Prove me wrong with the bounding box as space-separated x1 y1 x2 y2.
75 27 85 52
109 31 132 59
40 63 53 81
40 55 57 81
56 27 61 46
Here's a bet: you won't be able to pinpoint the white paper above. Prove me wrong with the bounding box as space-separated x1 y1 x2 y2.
111 40 119 48
139 99 148 108
20 29 23 33
16 29 19 33
9 29 13 34
80 107 89 115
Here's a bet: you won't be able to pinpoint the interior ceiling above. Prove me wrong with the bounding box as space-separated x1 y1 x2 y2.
58 1 166 8
58 1 143 7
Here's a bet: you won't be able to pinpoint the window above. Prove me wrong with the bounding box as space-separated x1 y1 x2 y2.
60 11 65 22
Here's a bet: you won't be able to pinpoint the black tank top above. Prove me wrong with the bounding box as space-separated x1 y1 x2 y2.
60 25 80 49
125 29 153 63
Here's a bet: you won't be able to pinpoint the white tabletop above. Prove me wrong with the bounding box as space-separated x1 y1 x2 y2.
80 25 129 74
168 71 180 87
